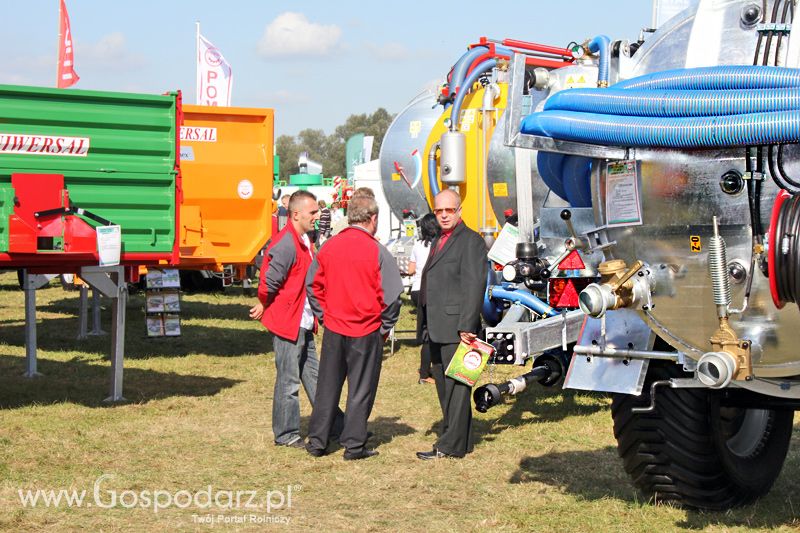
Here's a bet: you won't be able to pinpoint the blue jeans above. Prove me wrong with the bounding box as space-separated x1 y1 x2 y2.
272 328 319 445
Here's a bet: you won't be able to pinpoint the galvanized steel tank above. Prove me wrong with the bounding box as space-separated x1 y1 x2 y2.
595 0 800 378
379 89 440 221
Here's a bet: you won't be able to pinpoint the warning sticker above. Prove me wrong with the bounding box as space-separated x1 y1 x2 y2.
690 235 702 252
409 120 422 139
237 179 253 200
493 182 509 197
459 109 476 132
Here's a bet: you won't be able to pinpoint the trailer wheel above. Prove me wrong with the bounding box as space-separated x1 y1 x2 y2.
611 361 793 510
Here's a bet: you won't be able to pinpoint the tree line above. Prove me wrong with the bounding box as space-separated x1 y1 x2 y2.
275 108 395 183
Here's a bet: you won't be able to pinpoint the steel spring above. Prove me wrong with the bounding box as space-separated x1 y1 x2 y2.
708 233 731 307
773 194 800 304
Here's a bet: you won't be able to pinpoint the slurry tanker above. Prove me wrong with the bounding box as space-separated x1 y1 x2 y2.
493 0 800 510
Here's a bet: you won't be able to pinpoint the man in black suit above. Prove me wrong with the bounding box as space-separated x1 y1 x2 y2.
416 189 488 459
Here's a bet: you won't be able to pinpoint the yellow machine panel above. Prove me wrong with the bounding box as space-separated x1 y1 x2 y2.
179 105 274 270
423 83 508 233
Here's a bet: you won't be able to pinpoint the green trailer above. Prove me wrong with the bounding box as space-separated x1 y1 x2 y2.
0 84 179 270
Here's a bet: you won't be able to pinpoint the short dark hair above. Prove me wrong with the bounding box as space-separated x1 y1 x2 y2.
418 213 440 246
288 190 316 214
347 195 378 224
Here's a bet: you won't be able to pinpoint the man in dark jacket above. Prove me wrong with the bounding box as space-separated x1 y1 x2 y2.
305 191 403 460
249 190 339 449
416 189 488 459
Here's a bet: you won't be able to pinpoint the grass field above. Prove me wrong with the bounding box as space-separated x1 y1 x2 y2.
0 271 799 532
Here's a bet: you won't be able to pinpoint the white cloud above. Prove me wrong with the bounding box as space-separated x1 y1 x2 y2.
257 12 341 58
76 32 146 70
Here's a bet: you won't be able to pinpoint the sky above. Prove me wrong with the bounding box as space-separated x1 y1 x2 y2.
1 1 657 138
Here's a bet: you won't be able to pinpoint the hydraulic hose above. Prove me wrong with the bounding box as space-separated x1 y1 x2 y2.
561 155 593 207
536 152 592 207
489 286 558 317
522 66 800 148
522 109 800 148
613 65 800 90
450 58 497 131
536 151 567 199
588 35 611 86
450 46 489 95
427 141 441 198
543 87 800 117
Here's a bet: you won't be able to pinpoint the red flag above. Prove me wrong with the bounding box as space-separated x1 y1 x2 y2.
57 0 79 88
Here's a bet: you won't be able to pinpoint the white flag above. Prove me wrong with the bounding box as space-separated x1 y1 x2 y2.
196 30 232 106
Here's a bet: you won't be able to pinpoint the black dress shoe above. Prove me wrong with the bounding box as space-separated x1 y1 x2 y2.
305 443 327 457
416 448 459 460
343 449 379 461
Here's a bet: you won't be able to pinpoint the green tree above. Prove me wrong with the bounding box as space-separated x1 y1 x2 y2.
275 108 396 183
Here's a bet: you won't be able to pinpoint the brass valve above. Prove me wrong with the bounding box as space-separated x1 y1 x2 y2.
708 318 753 382
578 259 645 318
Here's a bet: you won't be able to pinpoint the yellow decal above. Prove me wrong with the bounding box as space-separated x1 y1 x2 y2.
493 182 509 197
577 75 586 84
459 109 476 132
690 235 702 252
566 76 575 84
391 173 401 182
409 120 422 139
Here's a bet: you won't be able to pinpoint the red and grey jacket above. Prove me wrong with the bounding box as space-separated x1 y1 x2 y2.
257 222 315 342
306 226 403 337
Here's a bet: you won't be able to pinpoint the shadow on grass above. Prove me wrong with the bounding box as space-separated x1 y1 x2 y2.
423 386 609 443
510 446 636 500
38 294 256 324
0 353 242 408
510 447 800 529
299 415 416 452
0 316 273 359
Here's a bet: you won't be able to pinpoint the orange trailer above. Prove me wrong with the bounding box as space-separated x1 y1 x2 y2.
177 105 274 277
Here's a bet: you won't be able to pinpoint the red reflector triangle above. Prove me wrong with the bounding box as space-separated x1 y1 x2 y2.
555 279 580 308
558 250 585 270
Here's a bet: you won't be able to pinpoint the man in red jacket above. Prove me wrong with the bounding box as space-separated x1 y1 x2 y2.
250 190 340 449
305 191 403 460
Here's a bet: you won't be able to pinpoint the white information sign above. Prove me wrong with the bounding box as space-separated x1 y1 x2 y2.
487 223 520 265
605 160 643 228
96 225 121 266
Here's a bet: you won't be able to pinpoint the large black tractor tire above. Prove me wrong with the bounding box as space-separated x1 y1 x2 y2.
611 361 794 510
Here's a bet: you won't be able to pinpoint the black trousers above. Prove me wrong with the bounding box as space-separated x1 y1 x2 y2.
410 290 432 379
307 328 383 455
430 342 474 457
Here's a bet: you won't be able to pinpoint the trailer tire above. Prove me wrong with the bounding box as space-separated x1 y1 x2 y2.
611 361 793 510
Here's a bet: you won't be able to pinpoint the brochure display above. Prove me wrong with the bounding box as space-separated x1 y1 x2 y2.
145 269 181 337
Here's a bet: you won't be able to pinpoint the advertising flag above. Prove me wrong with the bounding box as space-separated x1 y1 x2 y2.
196 27 233 106
57 0 79 88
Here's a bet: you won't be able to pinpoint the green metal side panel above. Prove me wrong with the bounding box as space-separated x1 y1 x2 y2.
0 85 178 253
0 186 13 251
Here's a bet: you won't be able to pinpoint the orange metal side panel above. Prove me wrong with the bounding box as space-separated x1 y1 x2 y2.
179 105 274 268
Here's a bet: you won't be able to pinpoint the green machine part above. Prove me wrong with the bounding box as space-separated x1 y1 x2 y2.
0 84 178 254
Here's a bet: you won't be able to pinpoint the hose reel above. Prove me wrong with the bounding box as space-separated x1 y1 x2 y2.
768 189 800 308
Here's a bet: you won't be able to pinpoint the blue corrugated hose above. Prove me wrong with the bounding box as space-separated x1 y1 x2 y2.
523 65 800 148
